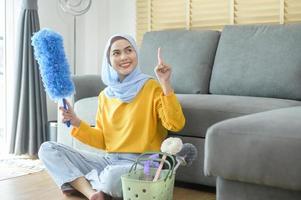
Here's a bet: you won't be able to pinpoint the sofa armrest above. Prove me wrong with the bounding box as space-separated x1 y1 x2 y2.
204 106 301 191
57 74 105 148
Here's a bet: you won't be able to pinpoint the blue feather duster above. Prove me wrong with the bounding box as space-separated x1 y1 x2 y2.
31 28 75 101
31 28 75 127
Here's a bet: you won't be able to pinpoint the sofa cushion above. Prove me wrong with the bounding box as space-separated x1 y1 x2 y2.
204 106 301 191
139 30 220 94
176 94 301 138
210 24 301 100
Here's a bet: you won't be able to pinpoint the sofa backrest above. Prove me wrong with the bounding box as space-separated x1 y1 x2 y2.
139 30 220 94
210 24 301 101
72 75 104 102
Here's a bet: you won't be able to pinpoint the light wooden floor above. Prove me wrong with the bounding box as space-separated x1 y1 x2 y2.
0 170 216 200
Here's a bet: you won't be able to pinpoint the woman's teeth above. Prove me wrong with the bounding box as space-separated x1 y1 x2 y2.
120 63 130 68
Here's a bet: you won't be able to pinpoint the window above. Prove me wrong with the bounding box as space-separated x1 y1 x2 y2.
136 0 301 44
0 0 20 154
0 0 5 152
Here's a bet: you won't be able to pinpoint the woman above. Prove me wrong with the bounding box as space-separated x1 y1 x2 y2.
38 34 185 200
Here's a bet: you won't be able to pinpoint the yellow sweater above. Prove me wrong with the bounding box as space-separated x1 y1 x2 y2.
71 79 185 153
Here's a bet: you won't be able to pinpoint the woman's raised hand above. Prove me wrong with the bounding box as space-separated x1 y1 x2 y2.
154 48 173 95
59 100 81 128
154 47 172 83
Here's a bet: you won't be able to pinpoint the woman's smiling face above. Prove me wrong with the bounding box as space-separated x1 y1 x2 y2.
109 39 138 81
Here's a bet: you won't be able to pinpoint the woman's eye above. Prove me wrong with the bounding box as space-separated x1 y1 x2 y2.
113 52 119 56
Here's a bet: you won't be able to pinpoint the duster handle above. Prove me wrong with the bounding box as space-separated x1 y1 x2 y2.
63 98 71 127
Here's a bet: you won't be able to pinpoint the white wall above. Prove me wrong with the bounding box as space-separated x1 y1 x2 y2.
76 0 136 75
38 0 136 120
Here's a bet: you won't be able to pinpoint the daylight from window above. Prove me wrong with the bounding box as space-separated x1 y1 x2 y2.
0 0 6 152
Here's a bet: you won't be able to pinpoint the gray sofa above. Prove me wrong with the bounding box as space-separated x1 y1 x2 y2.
57 24 301 199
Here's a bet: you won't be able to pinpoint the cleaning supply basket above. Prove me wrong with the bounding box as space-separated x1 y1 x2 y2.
121 152 175 200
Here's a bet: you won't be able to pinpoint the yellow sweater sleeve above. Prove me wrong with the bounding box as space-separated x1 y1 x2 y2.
155 91 186 132
70 99 106 149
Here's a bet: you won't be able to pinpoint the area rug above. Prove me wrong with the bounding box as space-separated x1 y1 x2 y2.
0 154 45 181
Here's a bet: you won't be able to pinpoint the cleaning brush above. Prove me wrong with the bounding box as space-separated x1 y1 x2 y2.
174 143 198 173
31 28 75 127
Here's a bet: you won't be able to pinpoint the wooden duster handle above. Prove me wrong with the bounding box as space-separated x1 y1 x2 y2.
153 154 167 182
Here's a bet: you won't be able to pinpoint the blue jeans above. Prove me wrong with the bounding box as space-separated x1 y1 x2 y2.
38 141 140 198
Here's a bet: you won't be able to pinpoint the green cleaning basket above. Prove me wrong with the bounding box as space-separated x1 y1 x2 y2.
121 152 175 200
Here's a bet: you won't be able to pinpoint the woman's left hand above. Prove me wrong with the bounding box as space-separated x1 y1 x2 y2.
154 48 173 95
154 48 172 83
